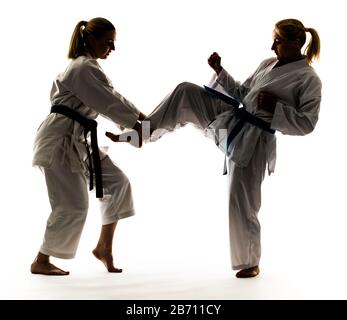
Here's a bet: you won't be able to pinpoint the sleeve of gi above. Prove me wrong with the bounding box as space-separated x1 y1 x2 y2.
215 59 272 101
215 69 249 101
271 74 322 135
63 59 140 129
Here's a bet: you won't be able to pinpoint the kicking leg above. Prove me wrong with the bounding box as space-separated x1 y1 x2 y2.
106 82 228 146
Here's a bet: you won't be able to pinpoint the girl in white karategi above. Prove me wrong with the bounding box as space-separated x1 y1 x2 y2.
106 19 322 278
31 17 146 275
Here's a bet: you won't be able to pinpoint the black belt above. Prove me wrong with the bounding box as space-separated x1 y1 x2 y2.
51 105 103 198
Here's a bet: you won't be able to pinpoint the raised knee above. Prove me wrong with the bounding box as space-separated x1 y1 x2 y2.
176 81 198 92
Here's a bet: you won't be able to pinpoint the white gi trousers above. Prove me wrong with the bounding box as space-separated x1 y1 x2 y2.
40 153 135 259
147 82 267 270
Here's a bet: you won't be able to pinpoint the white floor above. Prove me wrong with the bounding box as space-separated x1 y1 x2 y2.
2 261 347 300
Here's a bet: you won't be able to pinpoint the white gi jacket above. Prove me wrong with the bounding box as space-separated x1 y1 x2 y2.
33 55 140 172
209 57 322 173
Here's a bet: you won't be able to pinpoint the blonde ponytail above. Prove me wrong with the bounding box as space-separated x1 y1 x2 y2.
304 27 320 64
275 18 321 65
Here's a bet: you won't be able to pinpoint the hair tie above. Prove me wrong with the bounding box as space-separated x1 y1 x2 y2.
80 25 86 38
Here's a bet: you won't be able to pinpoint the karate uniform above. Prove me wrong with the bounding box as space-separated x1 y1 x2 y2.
146 57 321 270
33 55 141 259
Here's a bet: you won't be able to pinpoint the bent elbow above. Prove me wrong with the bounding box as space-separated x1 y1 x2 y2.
301 116 318 135
291 118 317 136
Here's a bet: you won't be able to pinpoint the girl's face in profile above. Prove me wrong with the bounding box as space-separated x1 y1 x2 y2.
90 30 116 59
271 30 302 63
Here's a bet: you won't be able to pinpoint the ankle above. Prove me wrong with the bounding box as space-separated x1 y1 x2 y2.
95 244 112 252
35 252 50 264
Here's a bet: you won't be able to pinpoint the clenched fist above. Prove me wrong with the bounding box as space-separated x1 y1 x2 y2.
208 52 223 75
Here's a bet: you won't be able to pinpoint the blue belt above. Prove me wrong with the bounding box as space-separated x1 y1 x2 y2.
223 107 275 174
227 107 275 148
204 86 275 175
51 105 103 198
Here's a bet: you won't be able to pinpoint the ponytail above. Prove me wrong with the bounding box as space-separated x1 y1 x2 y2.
304 27 320 64
67 20 88 59
275 18 321 65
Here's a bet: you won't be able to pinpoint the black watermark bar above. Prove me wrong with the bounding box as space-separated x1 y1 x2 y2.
0 300 343 318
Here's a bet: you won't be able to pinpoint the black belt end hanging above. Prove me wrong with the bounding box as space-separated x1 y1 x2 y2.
51 105 104 198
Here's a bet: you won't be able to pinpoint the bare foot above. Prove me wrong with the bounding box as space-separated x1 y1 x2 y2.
235 265 260 278
30 261 69 276
92 248 122 273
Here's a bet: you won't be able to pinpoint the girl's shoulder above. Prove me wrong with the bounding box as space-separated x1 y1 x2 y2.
62 55 105 82
68 55 100 72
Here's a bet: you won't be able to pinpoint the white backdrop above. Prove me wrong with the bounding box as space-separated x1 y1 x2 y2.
0 0 346 299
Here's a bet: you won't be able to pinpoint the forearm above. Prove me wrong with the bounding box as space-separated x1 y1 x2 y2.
215 69 246 100
271 98 320 135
